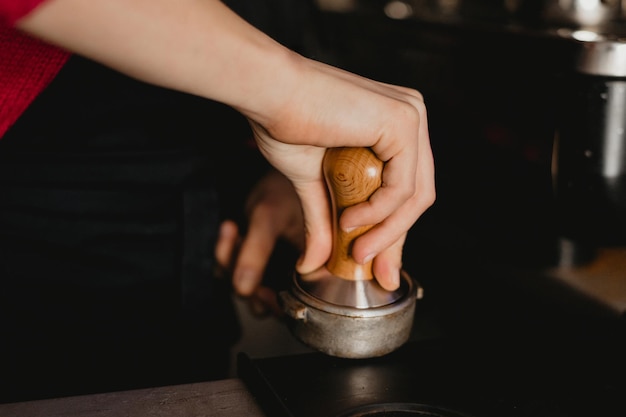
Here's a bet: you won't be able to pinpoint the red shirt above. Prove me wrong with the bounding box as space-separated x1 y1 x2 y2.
0 0 70 138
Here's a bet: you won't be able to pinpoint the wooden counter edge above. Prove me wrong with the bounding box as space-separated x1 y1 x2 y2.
0 378 266 417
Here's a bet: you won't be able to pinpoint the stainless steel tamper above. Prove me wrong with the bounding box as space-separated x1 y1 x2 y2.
281 147 422 359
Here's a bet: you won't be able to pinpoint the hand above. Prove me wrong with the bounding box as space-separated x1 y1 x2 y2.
247 58 435 291
215 169 304 316
18 0 435 291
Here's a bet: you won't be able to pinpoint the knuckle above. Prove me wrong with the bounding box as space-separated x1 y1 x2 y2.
408 89 425 104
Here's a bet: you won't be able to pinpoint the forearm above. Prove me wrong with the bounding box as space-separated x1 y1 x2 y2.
15 1 435 291
16 0 298 122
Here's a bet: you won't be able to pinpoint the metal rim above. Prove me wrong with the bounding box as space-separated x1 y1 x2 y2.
291 270 418 318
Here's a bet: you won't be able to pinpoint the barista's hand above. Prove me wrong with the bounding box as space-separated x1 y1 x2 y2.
18 0 435 291
247 58 435 291
215 169 304 316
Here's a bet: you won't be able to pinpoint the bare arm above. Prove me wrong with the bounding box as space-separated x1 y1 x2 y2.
17 0 295 122
17 0 435 290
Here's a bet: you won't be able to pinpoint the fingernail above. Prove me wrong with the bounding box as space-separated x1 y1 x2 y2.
362 253 375 264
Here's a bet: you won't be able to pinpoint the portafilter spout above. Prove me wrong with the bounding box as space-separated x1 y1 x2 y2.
281 147 422 359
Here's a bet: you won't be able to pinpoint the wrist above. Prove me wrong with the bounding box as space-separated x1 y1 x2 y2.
226 44 302 128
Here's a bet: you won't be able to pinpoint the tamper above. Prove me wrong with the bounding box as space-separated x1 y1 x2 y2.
281 147 422 359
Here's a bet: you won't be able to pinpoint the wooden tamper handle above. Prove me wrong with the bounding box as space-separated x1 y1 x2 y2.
323 147 383 282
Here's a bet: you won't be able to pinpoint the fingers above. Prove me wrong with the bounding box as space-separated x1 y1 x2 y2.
231 206 278 297
215 220 240 272
246 285 283 318
346 99 435 265
217 216 284 317
341 96 425 227
233 169 307 296
372 235 406 291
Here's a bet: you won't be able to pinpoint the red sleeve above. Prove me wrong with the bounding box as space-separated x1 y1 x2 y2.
0 0 48 26
0 3 70 138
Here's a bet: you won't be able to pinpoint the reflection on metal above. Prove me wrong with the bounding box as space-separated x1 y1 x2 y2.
575 37 626 76
566 29 605 42
603 82 626 178
336 402 474 417
542 0 621 27
296 267 405 309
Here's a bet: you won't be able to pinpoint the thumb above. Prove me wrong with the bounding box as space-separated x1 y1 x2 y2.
294 180 333 275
